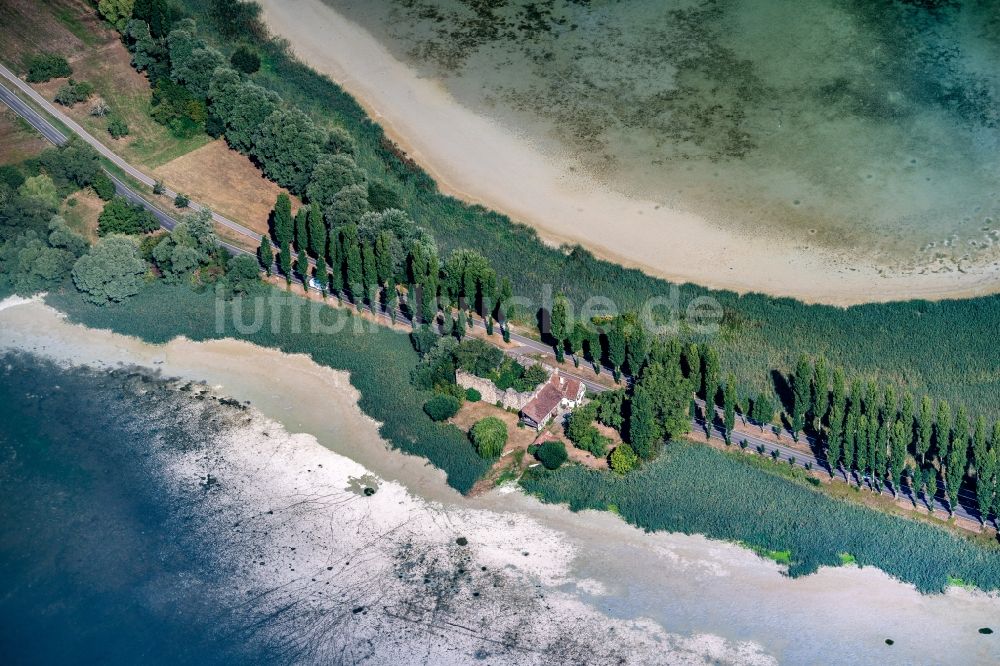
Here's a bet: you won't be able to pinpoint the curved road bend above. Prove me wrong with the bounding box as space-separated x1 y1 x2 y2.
1 74 984 526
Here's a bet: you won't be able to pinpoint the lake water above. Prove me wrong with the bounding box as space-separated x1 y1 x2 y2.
324 0 1000 267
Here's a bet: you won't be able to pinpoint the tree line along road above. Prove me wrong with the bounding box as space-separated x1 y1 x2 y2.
0 74 984 527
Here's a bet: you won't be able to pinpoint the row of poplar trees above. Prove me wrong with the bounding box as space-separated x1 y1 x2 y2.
258 194 516 340
787 355 1000 523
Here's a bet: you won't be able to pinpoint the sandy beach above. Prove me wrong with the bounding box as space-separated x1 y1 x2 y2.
257 0 1000 306
2 296 999 662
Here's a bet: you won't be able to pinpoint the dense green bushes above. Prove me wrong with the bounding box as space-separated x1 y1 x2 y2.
536 440 568 470
25 53 71 83
97 196 158 235
424 394 460 422
521 441 1000 593
54 79 94 107
46 284 491 492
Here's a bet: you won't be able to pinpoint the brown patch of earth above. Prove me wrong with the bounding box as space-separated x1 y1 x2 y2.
59 188 103 241
153 140 302 237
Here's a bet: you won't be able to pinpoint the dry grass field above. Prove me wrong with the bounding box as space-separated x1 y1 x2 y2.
154 140 302 236
0 105 47 165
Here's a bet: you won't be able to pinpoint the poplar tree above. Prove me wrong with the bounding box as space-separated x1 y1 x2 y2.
925 466 939 512
890 419 907 496
327 229 344 298
826 407 843 476
626 323 650 377
258 235 273 275
568 322 585 367
606 317 627 382
900 391 915 453
722 373 736 444
935 400 952 468
883 385 897 431
279 240 292 285
874 416 888 490
386 285 399 322
973 415 988 474
497 277 513 329
550 292 569 363
811 355 829 428
587 327 601 374
826 367 846 476
294 207 308 251
976 444 997 525
751 392 774 431
272 193 293 247
308 204 325 257
791 355 811 437
855 414 870 484
917 396 934 464
946 404 969 515
361 242 378 305
683 343 701 396
341 224 362 306
700 344 720 408
297 247 309 285
843 410 857 481
374 231 393 286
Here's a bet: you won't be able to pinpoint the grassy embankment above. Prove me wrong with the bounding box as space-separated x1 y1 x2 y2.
174 0 1000 419
45 283 491 493
45 282 1000 593
9 1 1000 593
520 440 1000 593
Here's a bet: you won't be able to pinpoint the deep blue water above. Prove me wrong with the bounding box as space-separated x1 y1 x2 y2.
0 354 277 665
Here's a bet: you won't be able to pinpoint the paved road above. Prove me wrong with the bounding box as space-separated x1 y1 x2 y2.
0 63 261 244
2 73 985 527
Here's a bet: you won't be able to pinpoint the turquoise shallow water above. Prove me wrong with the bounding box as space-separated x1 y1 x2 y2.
325 0 1000 265
0 355 280 664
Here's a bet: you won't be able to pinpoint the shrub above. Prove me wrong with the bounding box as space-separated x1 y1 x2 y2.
230 46 260 74
25 53 71 82
174 193 189 208
471 417 507 458
91 172 116 201
153 180 165 195
71 235 146 305
97 196 158 235
465 387 481 402
54 79 94 106
107 116 130 139
90 98 110 117
610 443 638 474
424 394 460 422
536 440 568 470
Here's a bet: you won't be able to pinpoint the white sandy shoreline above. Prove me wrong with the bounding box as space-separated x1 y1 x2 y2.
257 0 1000 306
2 296 999 663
